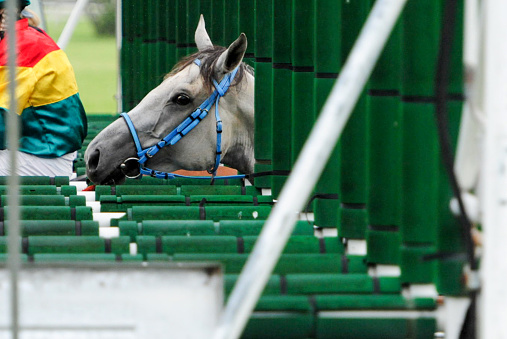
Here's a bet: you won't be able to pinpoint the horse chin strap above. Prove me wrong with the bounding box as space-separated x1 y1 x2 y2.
120 59 246 182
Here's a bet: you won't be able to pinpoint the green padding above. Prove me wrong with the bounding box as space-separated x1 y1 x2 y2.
400 245 437 284
368 96 402 226
254 62 273 162
401 102 439 243
128 206 201 221
173 253 366 274
224 0 239 43
100 195 187 212
316 317 436 339
219 220 314 236
135 235 156 255
252 163 272 189
2 195 64 206
339 94 368 204
180 185 254 196
0 185 76 196
110 236 131 254
162 236 238 254
32 253 142 262
210 0 224 45
121 220 314 240
142 220 215 237
370 20 402 90
339 207 367 239
27 236 105 255
272 0 291 63
291 0 314 67
1 206 92 221
366 230 401 265
239 0 255 66
314 197 339 228
255 295 311 312
205 206 272 221
243 313 313 339
1 195 85 207
321 316 436 339
95 185 177 199
379 277 402 293
315 294 435 310
0 237 8 252
315 0 341 73
190 195 273 205
26 236 130 255
0 185 56 196
243 236 334 254
0 254 28 262
0 176 69 186
3 220 98 236
285 274 374 294
146 253 170 261
436 259 466 296
291 71 315 163
401 0 441 96
254 0 272 57
225 274 280 296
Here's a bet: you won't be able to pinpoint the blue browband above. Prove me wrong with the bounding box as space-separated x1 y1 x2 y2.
120 59 246 181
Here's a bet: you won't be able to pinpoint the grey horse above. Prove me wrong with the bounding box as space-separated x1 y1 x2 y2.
85 16 254 185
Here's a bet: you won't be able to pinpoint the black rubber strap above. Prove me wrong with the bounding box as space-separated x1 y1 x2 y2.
155 237 163 253
75 221 82 236
236 237 245 254
104 238 112 253
280 275 288 295
199 198 207 220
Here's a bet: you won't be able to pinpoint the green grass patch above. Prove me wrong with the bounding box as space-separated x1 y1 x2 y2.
45 17 118 114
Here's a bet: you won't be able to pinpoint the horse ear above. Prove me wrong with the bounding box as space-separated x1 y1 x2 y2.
215 33 247 76
195 15 213 51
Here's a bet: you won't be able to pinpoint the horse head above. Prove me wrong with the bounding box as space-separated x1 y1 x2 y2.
85 16 254 185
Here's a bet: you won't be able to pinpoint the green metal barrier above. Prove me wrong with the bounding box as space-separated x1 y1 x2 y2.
117 0 468 304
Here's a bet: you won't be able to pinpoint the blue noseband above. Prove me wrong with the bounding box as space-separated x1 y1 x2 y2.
120 59 246 181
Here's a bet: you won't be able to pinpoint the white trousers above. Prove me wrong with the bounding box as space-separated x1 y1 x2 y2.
0 150 76 178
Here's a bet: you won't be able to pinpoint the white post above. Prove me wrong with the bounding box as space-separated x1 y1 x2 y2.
479 0 507 338
116 0 123 113
57 0 90 50
5 0 21 338
454 0 482 191
212 1 408 338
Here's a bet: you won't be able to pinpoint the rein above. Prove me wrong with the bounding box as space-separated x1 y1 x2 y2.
120 59 246 181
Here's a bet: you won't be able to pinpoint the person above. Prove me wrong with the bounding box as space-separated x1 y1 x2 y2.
0 0 87 177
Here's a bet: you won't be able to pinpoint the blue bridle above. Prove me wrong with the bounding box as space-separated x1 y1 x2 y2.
120 59 246 181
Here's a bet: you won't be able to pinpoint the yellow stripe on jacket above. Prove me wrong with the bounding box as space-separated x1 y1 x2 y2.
0 49 79 114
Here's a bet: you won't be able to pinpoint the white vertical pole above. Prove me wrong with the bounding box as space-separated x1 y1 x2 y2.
454 0 482 191
479 0 507 338
5 0 21 338
212 1 408 338
57 0 90 50
116 0 123 113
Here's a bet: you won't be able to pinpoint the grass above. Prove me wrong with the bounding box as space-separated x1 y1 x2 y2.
45 16 118 114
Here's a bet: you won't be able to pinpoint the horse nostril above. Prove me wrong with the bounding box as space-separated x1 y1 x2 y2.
87 149 101 173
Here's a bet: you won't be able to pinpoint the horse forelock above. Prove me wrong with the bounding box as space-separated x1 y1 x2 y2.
164 46 253 94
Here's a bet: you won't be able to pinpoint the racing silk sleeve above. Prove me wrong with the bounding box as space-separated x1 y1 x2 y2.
0 19 87 158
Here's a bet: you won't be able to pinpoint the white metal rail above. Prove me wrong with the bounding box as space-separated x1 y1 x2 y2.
212 1 408 338
5 0 21 338
480 0 507 337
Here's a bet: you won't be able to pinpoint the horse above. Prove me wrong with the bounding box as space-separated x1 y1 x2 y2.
85 16 255 185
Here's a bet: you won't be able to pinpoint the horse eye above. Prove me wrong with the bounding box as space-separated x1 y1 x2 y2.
174 94 191 105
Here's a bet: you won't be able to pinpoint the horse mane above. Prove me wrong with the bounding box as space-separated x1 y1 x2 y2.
165 46 253 93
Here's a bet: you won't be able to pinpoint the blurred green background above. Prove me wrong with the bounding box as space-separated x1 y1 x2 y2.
43 0 118 114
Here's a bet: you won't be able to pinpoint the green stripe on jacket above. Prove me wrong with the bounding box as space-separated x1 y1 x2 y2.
0 93 87 157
